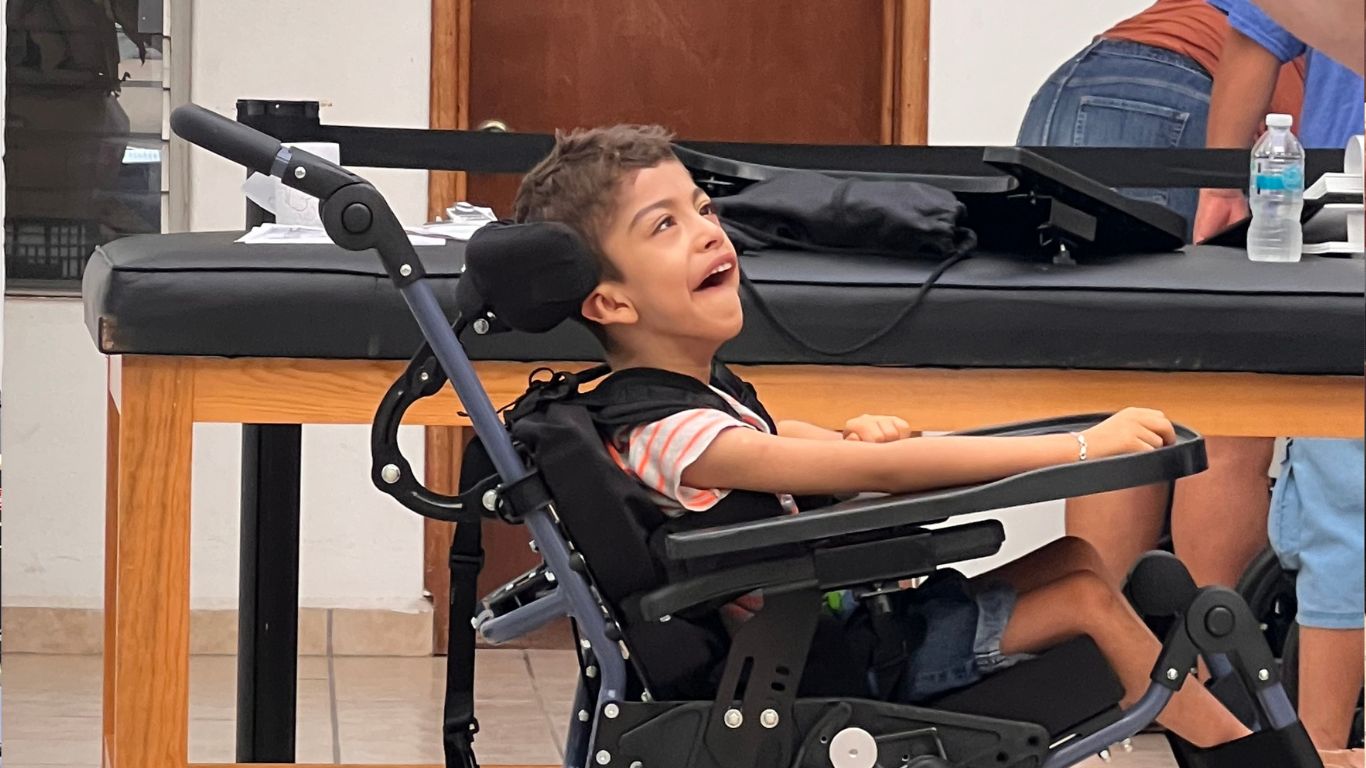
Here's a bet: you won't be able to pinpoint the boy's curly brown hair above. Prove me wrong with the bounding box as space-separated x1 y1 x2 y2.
512 124 678 281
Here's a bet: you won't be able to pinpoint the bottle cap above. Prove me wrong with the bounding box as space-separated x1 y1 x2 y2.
1266 113 1294 128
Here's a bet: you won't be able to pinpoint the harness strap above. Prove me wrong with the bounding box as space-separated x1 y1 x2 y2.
443 519 484 768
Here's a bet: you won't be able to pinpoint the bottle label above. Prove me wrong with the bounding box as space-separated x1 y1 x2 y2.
1254 166 1303 193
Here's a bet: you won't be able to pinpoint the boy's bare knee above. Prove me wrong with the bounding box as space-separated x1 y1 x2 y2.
1055 570 1121 617
1053 535 1110 579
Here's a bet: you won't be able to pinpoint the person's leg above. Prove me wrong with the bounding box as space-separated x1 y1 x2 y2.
1300 626 1366 749
1000 569 1249 748
1064 484 1169 588
1270 439 1366 750
1169 436 1275 588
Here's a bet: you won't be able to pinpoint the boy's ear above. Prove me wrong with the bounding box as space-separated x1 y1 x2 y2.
580 282 638 328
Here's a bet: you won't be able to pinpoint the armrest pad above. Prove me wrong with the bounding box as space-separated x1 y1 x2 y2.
637 521 1004 622
665 414 1204 561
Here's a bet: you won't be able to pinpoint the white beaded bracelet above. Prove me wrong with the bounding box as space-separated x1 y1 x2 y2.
1072 432 1089 462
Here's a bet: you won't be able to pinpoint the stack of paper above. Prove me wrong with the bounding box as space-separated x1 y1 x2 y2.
407 203 499 241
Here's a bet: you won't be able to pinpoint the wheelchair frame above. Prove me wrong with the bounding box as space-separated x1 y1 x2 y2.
169 103 1324 768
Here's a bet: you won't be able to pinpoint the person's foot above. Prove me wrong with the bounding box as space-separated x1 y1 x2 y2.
1319 748 1364 768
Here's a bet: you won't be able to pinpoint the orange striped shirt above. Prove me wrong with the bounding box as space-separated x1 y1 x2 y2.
605 387 800 517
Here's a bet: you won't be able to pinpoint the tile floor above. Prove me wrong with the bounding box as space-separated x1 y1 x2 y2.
3 650 1181 767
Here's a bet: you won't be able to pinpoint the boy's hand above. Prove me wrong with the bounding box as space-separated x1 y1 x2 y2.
1081 408 1177 459
843 414 913 443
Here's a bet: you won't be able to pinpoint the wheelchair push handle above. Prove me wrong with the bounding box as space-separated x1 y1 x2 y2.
170 101 528 487
171 104 365 201
171 103 282 177
170 103 422 287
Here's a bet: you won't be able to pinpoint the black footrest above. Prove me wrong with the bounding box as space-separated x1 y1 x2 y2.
479 563 555 618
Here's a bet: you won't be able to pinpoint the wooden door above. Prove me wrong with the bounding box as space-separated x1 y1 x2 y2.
426 0 930 652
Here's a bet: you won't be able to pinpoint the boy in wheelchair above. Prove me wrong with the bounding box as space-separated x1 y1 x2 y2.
501 124 1346 763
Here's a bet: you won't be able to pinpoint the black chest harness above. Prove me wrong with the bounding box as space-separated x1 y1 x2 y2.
438 362 910 768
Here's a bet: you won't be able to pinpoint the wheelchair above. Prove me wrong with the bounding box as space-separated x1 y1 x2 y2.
171 103 1327 768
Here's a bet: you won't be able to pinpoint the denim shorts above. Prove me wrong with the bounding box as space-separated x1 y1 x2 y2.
1017 38 1213 240
1268 438 1365 630
834 570 1020 702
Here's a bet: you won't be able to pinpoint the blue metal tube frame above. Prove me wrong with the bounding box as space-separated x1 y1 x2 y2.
1043 685 1173 768
396 279 629 761
478 592 568 645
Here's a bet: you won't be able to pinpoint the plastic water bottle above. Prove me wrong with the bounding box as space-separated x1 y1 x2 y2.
1246 113 1305 262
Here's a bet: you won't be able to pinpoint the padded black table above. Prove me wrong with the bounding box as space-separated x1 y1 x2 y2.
83 231 1364 768
87 231 1364 374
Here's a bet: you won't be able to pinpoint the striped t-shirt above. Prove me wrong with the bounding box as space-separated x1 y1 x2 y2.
604 386 800 517
604 386 798 632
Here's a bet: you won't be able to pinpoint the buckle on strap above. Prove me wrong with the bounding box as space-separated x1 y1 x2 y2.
449 551 485 571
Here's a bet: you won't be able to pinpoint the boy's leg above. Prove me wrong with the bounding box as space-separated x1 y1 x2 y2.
1064 484 1168 588
998 570 1250 749
1269 439 1366 750
971 535 1109 594
1170 437 1275 588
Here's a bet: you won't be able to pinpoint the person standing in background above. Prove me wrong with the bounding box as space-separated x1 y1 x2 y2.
1017 0 1306 634
1195 1 1365 762
1019 0 1305 241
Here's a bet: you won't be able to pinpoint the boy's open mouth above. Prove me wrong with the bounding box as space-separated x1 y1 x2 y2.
694 254 737 292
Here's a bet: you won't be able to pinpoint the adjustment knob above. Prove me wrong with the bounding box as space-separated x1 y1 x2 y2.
1205 606 1236 637
342 202 373 234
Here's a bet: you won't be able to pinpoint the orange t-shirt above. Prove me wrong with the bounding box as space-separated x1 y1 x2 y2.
1102 0 1306 122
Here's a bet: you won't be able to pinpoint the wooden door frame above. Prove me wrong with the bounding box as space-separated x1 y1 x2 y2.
423 0 473 655
421 0 932 653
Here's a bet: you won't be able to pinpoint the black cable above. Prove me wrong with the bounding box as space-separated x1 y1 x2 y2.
738 249 970 358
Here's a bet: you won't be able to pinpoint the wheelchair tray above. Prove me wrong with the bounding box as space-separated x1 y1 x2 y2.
664 415 1205 560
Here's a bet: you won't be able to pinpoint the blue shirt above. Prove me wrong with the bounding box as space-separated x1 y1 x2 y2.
1210 0 1364 149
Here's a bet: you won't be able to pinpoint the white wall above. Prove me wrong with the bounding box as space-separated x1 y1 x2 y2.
188 0 432 231
1 298 428 611
2 0 433 612
928 0 1154 145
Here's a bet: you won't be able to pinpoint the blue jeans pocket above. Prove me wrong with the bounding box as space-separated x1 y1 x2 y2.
1072 95 1192 207
1072 94 1192 148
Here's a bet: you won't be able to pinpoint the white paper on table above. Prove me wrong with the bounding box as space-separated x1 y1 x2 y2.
406 202 499 241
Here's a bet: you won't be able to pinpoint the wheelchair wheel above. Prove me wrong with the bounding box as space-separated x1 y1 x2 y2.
1281 623 1365 749
1236 546 1298 658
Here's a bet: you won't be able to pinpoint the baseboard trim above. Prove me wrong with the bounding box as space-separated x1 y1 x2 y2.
1 605 434 656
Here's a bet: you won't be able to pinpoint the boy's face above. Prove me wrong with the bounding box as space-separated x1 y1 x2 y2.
585 159 743 351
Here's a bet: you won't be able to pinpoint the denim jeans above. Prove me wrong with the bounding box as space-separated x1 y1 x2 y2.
1017 38 1212 240
1269 439 1365 630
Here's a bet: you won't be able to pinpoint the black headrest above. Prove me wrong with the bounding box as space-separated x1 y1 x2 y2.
457 221 600 333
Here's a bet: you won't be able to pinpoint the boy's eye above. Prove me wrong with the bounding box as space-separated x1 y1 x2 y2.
699 201 716 216
652 215 676 234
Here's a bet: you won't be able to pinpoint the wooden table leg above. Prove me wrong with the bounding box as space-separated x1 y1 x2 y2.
104 356 195 768
424 426 472 655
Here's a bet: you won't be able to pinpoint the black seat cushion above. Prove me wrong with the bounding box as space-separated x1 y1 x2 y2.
929 635 1125 738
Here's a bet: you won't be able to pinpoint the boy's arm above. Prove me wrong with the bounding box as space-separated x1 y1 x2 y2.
1193 28 1283 242
777 415 915 443
776 420 844 441
683 409 1175 497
